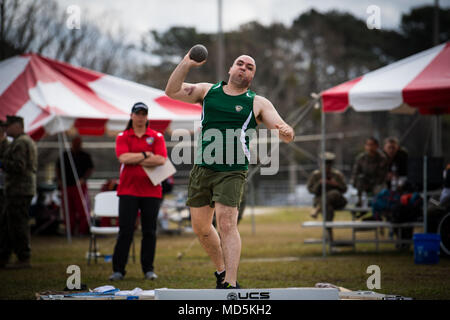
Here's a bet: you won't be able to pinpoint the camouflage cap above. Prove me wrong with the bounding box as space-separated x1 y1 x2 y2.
6 115 24 126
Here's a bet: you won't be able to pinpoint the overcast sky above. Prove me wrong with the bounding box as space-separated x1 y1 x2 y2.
58 0 449 41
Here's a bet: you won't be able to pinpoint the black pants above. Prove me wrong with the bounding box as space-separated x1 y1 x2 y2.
112 195 161 275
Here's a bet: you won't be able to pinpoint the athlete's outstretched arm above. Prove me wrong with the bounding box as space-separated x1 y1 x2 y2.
165 52 212 104
254 95 294 143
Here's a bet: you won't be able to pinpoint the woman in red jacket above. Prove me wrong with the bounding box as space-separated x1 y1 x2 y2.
109 102 167 281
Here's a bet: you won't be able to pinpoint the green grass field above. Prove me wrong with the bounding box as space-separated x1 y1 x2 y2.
1 207 449 300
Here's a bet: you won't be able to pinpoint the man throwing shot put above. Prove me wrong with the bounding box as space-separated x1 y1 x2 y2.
165 48 294 289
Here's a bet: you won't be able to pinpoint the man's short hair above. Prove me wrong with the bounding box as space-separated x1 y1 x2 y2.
366 136 379 146
384 136 399 145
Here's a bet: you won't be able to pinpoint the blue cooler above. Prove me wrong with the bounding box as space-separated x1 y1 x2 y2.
413 233 441 264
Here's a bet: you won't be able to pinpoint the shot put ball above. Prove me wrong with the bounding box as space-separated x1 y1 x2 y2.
189 44 208 62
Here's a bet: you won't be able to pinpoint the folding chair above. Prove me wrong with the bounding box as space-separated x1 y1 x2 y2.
88 191 135 265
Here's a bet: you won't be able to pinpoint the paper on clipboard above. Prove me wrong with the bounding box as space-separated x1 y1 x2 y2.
143 159 177 185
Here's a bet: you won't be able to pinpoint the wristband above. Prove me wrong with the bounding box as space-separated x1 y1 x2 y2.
142 152 148 159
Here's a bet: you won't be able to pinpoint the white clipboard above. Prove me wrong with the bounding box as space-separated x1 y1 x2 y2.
143 159 177 185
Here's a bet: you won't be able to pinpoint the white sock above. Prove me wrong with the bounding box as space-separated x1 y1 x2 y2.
216 269 225 275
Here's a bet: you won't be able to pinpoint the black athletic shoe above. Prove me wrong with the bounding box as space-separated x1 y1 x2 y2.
215 270 226 289
219 281 241 289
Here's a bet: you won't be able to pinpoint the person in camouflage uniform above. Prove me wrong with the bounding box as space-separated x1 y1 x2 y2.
351 137 388 206
0 121 10 236
307 152 347 241
0 116 37 269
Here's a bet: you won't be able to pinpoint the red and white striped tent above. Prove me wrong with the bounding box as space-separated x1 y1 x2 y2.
0 53 202 139
317 42 450 257
321 42 450 115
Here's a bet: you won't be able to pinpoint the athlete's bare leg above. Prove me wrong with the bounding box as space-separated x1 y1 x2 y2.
215 202 240 286
190 205 225 272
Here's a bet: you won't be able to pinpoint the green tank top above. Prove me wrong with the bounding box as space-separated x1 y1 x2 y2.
196 81 258 171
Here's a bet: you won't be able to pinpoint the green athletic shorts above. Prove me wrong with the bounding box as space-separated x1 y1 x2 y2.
186 165 247 208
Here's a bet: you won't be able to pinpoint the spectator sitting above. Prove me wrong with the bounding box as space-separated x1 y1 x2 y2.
371 180 422 248
391 181 422 249
307 152 347 241
351 137 388 207
383 137 408 190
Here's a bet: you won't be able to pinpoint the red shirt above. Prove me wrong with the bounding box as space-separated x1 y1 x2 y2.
115 127 167 198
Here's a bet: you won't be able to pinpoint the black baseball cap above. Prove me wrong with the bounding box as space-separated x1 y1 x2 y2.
131 102 149 114
6 115 24 126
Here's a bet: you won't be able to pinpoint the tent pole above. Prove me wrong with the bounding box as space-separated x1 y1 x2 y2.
58 132 72 244
250 179 256 235
399 113 421 145
432 115 442 157
423 156 428 233
320 99 327 257
216 0 225 81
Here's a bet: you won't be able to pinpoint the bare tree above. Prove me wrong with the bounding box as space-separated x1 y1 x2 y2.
1 0 134 77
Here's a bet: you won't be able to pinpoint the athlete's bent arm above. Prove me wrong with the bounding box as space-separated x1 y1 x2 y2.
165 52 212 104
254 95 294 143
